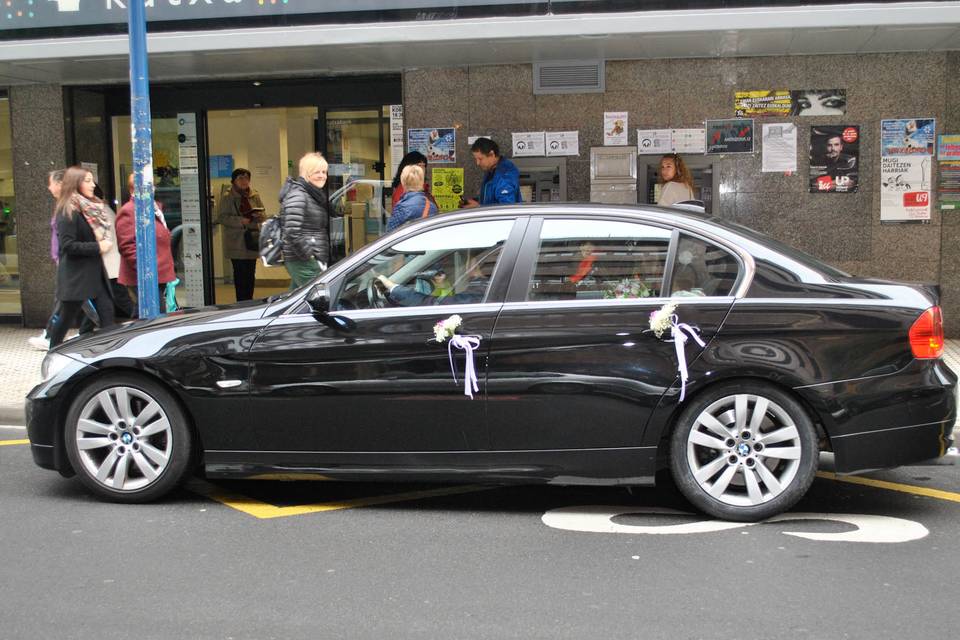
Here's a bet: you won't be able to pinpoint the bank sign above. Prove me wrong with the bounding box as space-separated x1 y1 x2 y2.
3 0 572 31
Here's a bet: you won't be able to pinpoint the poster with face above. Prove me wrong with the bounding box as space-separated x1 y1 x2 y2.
790 90 847 116
809 126 860 193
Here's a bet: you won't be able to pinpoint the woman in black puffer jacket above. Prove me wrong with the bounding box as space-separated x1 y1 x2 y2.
280 152 332 289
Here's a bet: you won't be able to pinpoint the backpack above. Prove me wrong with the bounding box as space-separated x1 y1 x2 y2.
259 213 284 266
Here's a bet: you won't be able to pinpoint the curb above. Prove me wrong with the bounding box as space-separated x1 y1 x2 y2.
0 402 25 426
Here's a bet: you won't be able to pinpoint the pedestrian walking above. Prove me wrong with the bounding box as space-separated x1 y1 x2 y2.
47 166 116 347
390 151 438 209
28 169 66 350
115 172 177 315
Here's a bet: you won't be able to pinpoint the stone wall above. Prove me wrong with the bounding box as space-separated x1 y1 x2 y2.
9 84 66 327
404 52 959 332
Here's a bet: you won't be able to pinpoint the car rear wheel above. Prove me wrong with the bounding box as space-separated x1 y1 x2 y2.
64 373 193 503
669 382 818 522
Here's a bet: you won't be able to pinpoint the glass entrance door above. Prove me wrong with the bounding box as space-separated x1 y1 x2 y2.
207 106 319 304
325 108 391 260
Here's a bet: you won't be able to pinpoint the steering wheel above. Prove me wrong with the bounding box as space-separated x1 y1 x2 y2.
366 277 388 309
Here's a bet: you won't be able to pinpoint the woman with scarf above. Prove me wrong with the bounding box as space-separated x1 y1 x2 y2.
47 166 116 347
216 167 265 301
279 152 334 289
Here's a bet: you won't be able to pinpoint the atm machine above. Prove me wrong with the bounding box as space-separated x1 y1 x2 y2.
512 157 567 203
637 155 717 213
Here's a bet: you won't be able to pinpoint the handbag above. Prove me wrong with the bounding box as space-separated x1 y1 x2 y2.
243 226 260 252
258 215 284 266
421 196 432 218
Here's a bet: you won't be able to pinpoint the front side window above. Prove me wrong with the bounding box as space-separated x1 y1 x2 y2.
527 219 672 302
669 233 740 297
334 219 514 310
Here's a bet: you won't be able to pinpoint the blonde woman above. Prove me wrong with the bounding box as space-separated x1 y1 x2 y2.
279 152 332 289
387 164 439 231
657 153 696 206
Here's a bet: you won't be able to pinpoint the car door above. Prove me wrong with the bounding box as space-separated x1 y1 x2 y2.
244 217 525 454
485 216 740 454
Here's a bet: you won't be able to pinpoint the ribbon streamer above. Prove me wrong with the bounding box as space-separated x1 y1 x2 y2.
447 334 481 399
671 318 706 402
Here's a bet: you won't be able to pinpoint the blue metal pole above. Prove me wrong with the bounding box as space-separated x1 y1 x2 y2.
128 0 160 319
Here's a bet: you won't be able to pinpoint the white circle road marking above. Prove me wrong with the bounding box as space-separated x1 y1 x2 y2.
541 506 929 543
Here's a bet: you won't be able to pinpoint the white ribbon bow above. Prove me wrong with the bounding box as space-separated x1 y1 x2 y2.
447 334 481 399
671 318 706 402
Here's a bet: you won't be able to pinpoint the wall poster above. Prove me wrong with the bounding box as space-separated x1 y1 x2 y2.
512 131 546 157
940 162 960 211
637 129 673 155
881 119 936 156
706 119 755 154
407 128 456 164
604 112 628 146
809 126 860 193
672 129 706 154
761 123 797 173
431 168 465 212
545 131 579 156
735 89 847 117
938 134 960 161
881 156 932 221
389 105 404 175
735 90 792 117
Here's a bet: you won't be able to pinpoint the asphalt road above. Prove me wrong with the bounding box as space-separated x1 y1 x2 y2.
2 424 958 640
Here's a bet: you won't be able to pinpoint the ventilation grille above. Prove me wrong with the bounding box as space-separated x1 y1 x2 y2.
533 60 605 95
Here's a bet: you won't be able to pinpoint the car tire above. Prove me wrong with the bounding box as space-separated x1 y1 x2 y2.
64 373 193 503
669 381 818 522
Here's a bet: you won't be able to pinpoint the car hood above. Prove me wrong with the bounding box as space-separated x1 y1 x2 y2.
52 299 272 362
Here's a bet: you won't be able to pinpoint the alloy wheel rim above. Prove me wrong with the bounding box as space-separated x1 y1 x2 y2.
686 394 801 507
74 386 173 492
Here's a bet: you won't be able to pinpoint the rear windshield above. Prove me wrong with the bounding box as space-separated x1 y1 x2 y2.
710 218 850 279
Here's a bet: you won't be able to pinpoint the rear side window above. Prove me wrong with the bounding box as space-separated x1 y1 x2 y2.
670 233 740 297
527 219 672 301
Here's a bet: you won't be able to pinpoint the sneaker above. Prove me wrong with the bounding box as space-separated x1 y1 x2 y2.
27 333 49 351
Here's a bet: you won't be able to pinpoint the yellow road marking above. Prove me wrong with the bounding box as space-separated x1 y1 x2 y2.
0 439 29 447
189 480 496 519
817 471 960 504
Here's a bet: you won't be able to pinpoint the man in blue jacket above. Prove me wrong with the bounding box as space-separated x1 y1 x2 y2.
461 138 522 208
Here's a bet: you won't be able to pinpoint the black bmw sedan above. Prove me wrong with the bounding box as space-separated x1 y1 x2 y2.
26 204 956 521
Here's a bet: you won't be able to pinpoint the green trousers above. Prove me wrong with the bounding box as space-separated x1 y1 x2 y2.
285 259 323 290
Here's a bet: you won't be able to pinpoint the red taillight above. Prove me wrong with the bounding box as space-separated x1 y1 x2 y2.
909 306 944 359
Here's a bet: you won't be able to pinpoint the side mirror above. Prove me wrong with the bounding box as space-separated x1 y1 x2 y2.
305 284 330 315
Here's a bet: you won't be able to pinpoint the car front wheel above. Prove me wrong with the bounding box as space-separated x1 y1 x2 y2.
64 373 193 503
669 382 818 522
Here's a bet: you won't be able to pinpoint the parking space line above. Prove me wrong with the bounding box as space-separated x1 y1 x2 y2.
0 439 29 446
188 480 496 519
817 471 960 504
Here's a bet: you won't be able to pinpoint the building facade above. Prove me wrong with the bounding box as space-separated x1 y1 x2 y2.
2 1 960 330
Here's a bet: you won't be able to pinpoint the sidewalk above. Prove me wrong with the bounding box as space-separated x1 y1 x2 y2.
3 325 960 427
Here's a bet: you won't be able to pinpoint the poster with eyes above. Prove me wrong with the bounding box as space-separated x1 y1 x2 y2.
734 90 847 117
809 126 860 193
